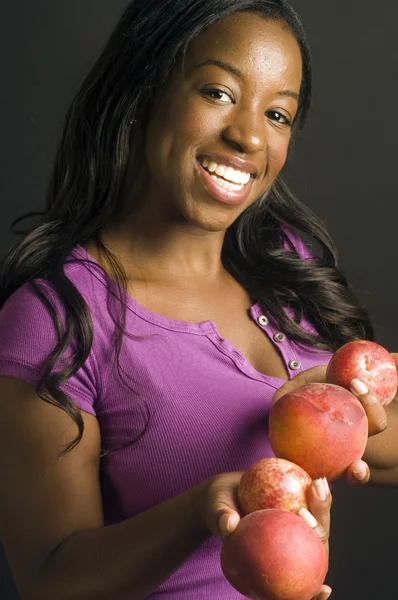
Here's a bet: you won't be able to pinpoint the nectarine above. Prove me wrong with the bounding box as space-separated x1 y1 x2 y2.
269 383 368 481
221 509 328 600
238 457 311 515
326 340 398 406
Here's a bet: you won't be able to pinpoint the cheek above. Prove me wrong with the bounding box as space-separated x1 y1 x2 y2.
145 98 218 172
268 133 291 174
172 98 220 143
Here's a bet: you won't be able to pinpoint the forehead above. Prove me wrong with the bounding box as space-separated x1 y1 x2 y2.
185 11 303 90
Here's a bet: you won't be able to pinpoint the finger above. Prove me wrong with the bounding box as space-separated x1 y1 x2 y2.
200 472 243 540
273 365 328 404
350 379 387 436
307 478 332 538
217 511 240 539
346 459 370 486
298 506 329 549
312 585 332 600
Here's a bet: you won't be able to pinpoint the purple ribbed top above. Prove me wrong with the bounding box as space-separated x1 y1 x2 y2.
0 240 332 599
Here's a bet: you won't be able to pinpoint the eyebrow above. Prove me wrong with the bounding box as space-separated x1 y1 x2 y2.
195 58 243 79
194 58 300 102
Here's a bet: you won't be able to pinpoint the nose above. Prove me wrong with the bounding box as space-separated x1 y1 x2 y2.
221 108 266 155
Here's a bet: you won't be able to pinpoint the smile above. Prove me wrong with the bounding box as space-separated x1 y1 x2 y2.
196 156 255 206
199 157 251 191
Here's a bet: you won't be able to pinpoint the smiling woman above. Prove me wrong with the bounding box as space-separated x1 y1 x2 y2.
135 15 301 233
0 2 379 600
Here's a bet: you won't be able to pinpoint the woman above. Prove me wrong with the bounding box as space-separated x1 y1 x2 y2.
0 1 393 599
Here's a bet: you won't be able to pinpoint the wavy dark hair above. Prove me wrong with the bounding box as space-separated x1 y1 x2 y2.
0 0 373 457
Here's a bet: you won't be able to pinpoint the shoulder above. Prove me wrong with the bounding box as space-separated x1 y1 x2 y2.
0 245 100 329
0 250 105 414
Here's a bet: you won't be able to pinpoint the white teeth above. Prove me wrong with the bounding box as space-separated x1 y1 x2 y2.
201 158 251 185
225 166 235 182
226 181 242 191
210 173 244 192
215 164 226 177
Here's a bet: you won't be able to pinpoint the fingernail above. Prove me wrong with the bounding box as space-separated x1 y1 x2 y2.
353 467 367 481
320 586 332 599
322 477 330 497
314 478 327 501
227 513 240 532
298 507 318 528
351 379 369 395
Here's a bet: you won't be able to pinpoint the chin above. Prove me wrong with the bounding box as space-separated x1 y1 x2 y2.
182 202 244 233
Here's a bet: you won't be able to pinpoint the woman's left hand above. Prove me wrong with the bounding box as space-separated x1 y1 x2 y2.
272 356 397 485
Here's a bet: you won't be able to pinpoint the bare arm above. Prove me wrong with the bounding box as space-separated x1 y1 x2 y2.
0 375 332 600
32 482 211 600
0 376 218 600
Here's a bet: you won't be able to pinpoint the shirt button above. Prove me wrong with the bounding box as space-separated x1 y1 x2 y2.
289 360 301 370
257 315 268 327
257 315 269 327
274 332 286 343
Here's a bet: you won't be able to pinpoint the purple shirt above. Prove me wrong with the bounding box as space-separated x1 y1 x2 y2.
0 241 332 600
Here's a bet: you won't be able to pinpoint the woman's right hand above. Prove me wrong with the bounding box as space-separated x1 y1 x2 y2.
196 471 332 599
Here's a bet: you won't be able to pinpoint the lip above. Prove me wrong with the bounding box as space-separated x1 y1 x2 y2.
198 153 259 177
196 160 254 206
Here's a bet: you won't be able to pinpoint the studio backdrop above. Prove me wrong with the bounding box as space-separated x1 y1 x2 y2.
1 2 397 599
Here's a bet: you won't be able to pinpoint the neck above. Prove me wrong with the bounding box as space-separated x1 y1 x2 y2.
99 210 227 280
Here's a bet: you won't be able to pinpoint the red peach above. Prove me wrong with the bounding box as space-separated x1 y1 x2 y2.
238 458 311 515
269 383 368 481
221 509 328 600
326 340 398 406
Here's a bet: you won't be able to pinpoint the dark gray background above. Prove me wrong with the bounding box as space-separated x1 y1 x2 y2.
1 2 397 599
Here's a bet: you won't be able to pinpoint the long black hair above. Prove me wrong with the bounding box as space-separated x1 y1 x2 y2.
0 0 373 456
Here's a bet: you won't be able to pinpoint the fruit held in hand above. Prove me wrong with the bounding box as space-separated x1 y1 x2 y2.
269 383 368 481
326 340 398 406
238 457 311 515
221 509 328 600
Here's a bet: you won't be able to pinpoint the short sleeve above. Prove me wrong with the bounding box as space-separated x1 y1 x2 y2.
0 281 97 416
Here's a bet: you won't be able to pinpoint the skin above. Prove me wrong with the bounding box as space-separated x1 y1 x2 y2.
0 13 336 600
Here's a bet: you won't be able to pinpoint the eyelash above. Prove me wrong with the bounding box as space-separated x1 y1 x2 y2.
201 89 292 127
201 88 232 103
266 111 292 127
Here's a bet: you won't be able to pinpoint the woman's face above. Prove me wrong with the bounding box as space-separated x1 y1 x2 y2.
137 11 303 232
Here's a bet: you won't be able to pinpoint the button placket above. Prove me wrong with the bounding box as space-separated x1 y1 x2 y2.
254 309 302 377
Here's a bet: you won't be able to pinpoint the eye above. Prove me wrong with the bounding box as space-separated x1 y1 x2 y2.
266 110 292 126
201 88 234 104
